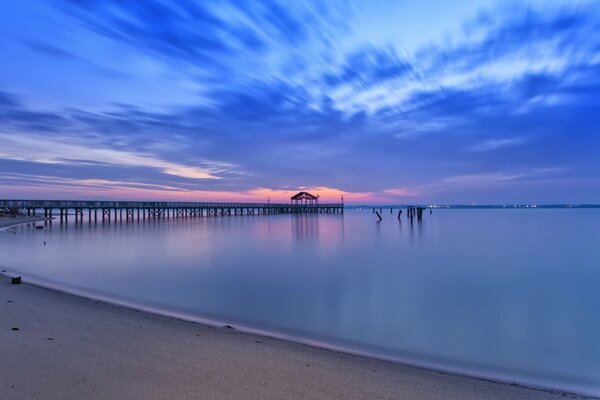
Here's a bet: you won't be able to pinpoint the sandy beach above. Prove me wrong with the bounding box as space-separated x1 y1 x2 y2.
0 275 591 400
0 216 50 230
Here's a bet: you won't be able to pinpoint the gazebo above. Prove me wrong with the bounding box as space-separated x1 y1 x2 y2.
291 191 319 206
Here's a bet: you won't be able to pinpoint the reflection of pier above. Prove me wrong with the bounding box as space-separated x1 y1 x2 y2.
0 200 343 223
292 214 320 241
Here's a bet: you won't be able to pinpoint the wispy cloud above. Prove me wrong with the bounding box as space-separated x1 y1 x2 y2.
0 133 224 180
383 188 418 197
442 172 526 186
469 138 525 152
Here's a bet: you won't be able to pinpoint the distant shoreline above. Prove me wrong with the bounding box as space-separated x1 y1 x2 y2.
349 204 600 209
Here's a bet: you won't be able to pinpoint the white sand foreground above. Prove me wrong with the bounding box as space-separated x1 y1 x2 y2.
0 275 593 400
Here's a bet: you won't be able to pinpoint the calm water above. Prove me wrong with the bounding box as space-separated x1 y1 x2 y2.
1 209 600 395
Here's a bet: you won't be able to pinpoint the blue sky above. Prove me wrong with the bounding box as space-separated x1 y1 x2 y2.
0 0 599 203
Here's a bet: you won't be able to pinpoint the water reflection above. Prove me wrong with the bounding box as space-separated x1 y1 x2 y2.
291 214 319 242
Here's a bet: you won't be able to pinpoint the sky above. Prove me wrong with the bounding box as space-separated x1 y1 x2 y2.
0 0 599 204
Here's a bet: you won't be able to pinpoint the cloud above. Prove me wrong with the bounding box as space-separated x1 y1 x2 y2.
442 172 526 186
61 0 232 64
0 133 223 180
383 188 417 197
1 2 600 203
323 47 412 88
0 172 185 192
0 90 18 108
0 172 373 202
469 138 525 152
22 39 78 59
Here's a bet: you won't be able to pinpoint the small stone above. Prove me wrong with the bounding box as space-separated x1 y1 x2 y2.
47 337 54 340
223 325 234 329
11 327 19 331
11 276 21 285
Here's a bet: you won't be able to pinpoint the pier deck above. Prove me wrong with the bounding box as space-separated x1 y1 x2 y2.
0 200 343 223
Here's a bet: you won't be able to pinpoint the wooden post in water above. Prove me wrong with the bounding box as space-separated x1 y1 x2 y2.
375 211 382 221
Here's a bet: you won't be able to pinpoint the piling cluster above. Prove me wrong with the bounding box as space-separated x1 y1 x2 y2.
373 206 430 222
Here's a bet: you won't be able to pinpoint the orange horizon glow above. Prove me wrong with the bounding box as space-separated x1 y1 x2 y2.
0 182 419 204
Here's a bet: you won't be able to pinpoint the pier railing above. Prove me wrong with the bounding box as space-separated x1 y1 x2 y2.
0 200 341 209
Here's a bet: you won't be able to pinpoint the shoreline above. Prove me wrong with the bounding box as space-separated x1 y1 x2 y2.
1 273 595 399
0 216 50 230
3 271 596 398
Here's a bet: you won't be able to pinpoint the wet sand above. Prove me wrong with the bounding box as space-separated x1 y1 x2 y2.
0 275 591 400
0 216 49 229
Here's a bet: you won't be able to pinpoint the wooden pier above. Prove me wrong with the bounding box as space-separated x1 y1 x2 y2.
0 199 343 223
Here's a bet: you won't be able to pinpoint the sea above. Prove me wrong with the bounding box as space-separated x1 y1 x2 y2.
1 207 599 396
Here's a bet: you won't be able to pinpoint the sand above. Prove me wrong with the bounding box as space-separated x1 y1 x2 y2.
0 275 591 400
0 216 49 229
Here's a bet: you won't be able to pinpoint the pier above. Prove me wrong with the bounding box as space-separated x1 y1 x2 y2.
0 199 343 223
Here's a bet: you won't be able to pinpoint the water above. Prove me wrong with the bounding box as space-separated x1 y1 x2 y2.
1 209 599 396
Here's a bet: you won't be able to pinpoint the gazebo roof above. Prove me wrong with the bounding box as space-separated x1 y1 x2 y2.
291 191 318 200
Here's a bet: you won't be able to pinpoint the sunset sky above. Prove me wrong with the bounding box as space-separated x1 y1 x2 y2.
1 0 599 204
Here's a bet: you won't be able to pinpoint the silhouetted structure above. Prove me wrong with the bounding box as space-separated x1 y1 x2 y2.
290 192 319 206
